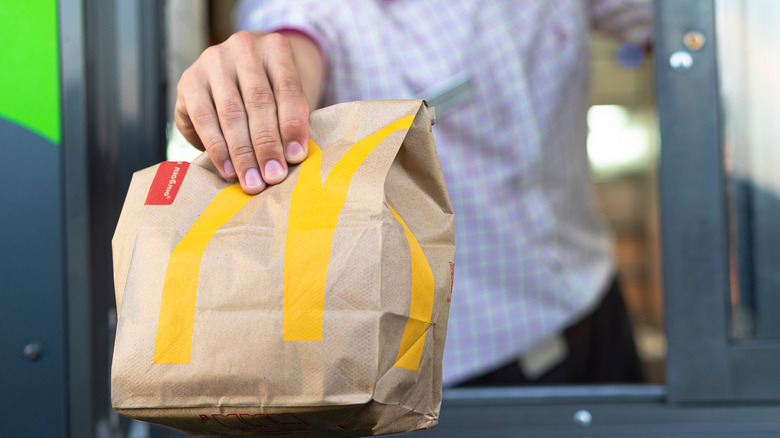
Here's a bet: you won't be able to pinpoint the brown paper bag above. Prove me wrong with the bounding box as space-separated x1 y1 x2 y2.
111 100 455 437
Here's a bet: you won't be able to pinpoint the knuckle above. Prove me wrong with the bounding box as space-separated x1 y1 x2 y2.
275 78 303 98
279 117 306 134
244 86 275 110
190 106 218 127
177 68 200 96
200 45 224 66
230 30 252 43
227 30 255 51
264 32 291 50
203 136 227 154
251 128 280 150
219 99 247 123
201 45 219 59
229 144 257 162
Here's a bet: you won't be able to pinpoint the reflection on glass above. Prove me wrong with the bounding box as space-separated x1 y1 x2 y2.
717 0 780 339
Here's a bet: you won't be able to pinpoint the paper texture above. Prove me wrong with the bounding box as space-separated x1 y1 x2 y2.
111 100 455 437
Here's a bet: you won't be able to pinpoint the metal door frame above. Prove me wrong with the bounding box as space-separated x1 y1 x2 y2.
657 0 780 403
60 0 167 436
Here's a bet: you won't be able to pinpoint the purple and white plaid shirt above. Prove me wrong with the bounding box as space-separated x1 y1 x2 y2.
236 0 652 386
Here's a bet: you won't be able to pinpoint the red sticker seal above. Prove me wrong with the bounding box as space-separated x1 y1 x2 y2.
145 161 190 205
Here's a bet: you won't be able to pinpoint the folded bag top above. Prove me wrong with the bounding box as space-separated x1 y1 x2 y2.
111 100 455 437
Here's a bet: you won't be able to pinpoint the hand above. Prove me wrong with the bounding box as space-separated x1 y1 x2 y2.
175 31 323 194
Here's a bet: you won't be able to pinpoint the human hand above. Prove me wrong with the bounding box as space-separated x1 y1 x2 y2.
175 31 323 194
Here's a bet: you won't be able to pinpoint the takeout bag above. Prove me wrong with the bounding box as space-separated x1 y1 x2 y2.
111 100 455 437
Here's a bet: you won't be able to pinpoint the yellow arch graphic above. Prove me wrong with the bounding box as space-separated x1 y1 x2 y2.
283 116 415 341
152 115 430 367
154 184 251 364
388 203 435 371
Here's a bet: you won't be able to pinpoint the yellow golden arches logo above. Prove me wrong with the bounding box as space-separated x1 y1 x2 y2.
154 115 435 371
154 184 252 364
387 203 435 371
283 116 415 341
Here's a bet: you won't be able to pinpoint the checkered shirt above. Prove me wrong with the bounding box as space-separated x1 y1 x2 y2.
236 0 653 386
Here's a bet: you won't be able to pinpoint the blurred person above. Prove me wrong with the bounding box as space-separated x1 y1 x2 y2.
174 0 650 386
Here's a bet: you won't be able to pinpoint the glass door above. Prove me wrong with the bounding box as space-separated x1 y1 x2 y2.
659 0 780 403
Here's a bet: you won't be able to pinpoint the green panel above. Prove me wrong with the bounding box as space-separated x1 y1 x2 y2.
0 0 61 144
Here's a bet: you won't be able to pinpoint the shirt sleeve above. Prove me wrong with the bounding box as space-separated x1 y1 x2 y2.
589 0 654 45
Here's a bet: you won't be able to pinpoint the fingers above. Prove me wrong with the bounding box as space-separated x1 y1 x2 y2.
261 33 310 164
206 43 268 194
230 32 288 186
175 70 237 182
174 31 314 195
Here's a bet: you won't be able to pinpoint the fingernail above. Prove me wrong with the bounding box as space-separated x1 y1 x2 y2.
223 160 235 177
286 142 305 160
264 160 284 180
245 168 264 188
